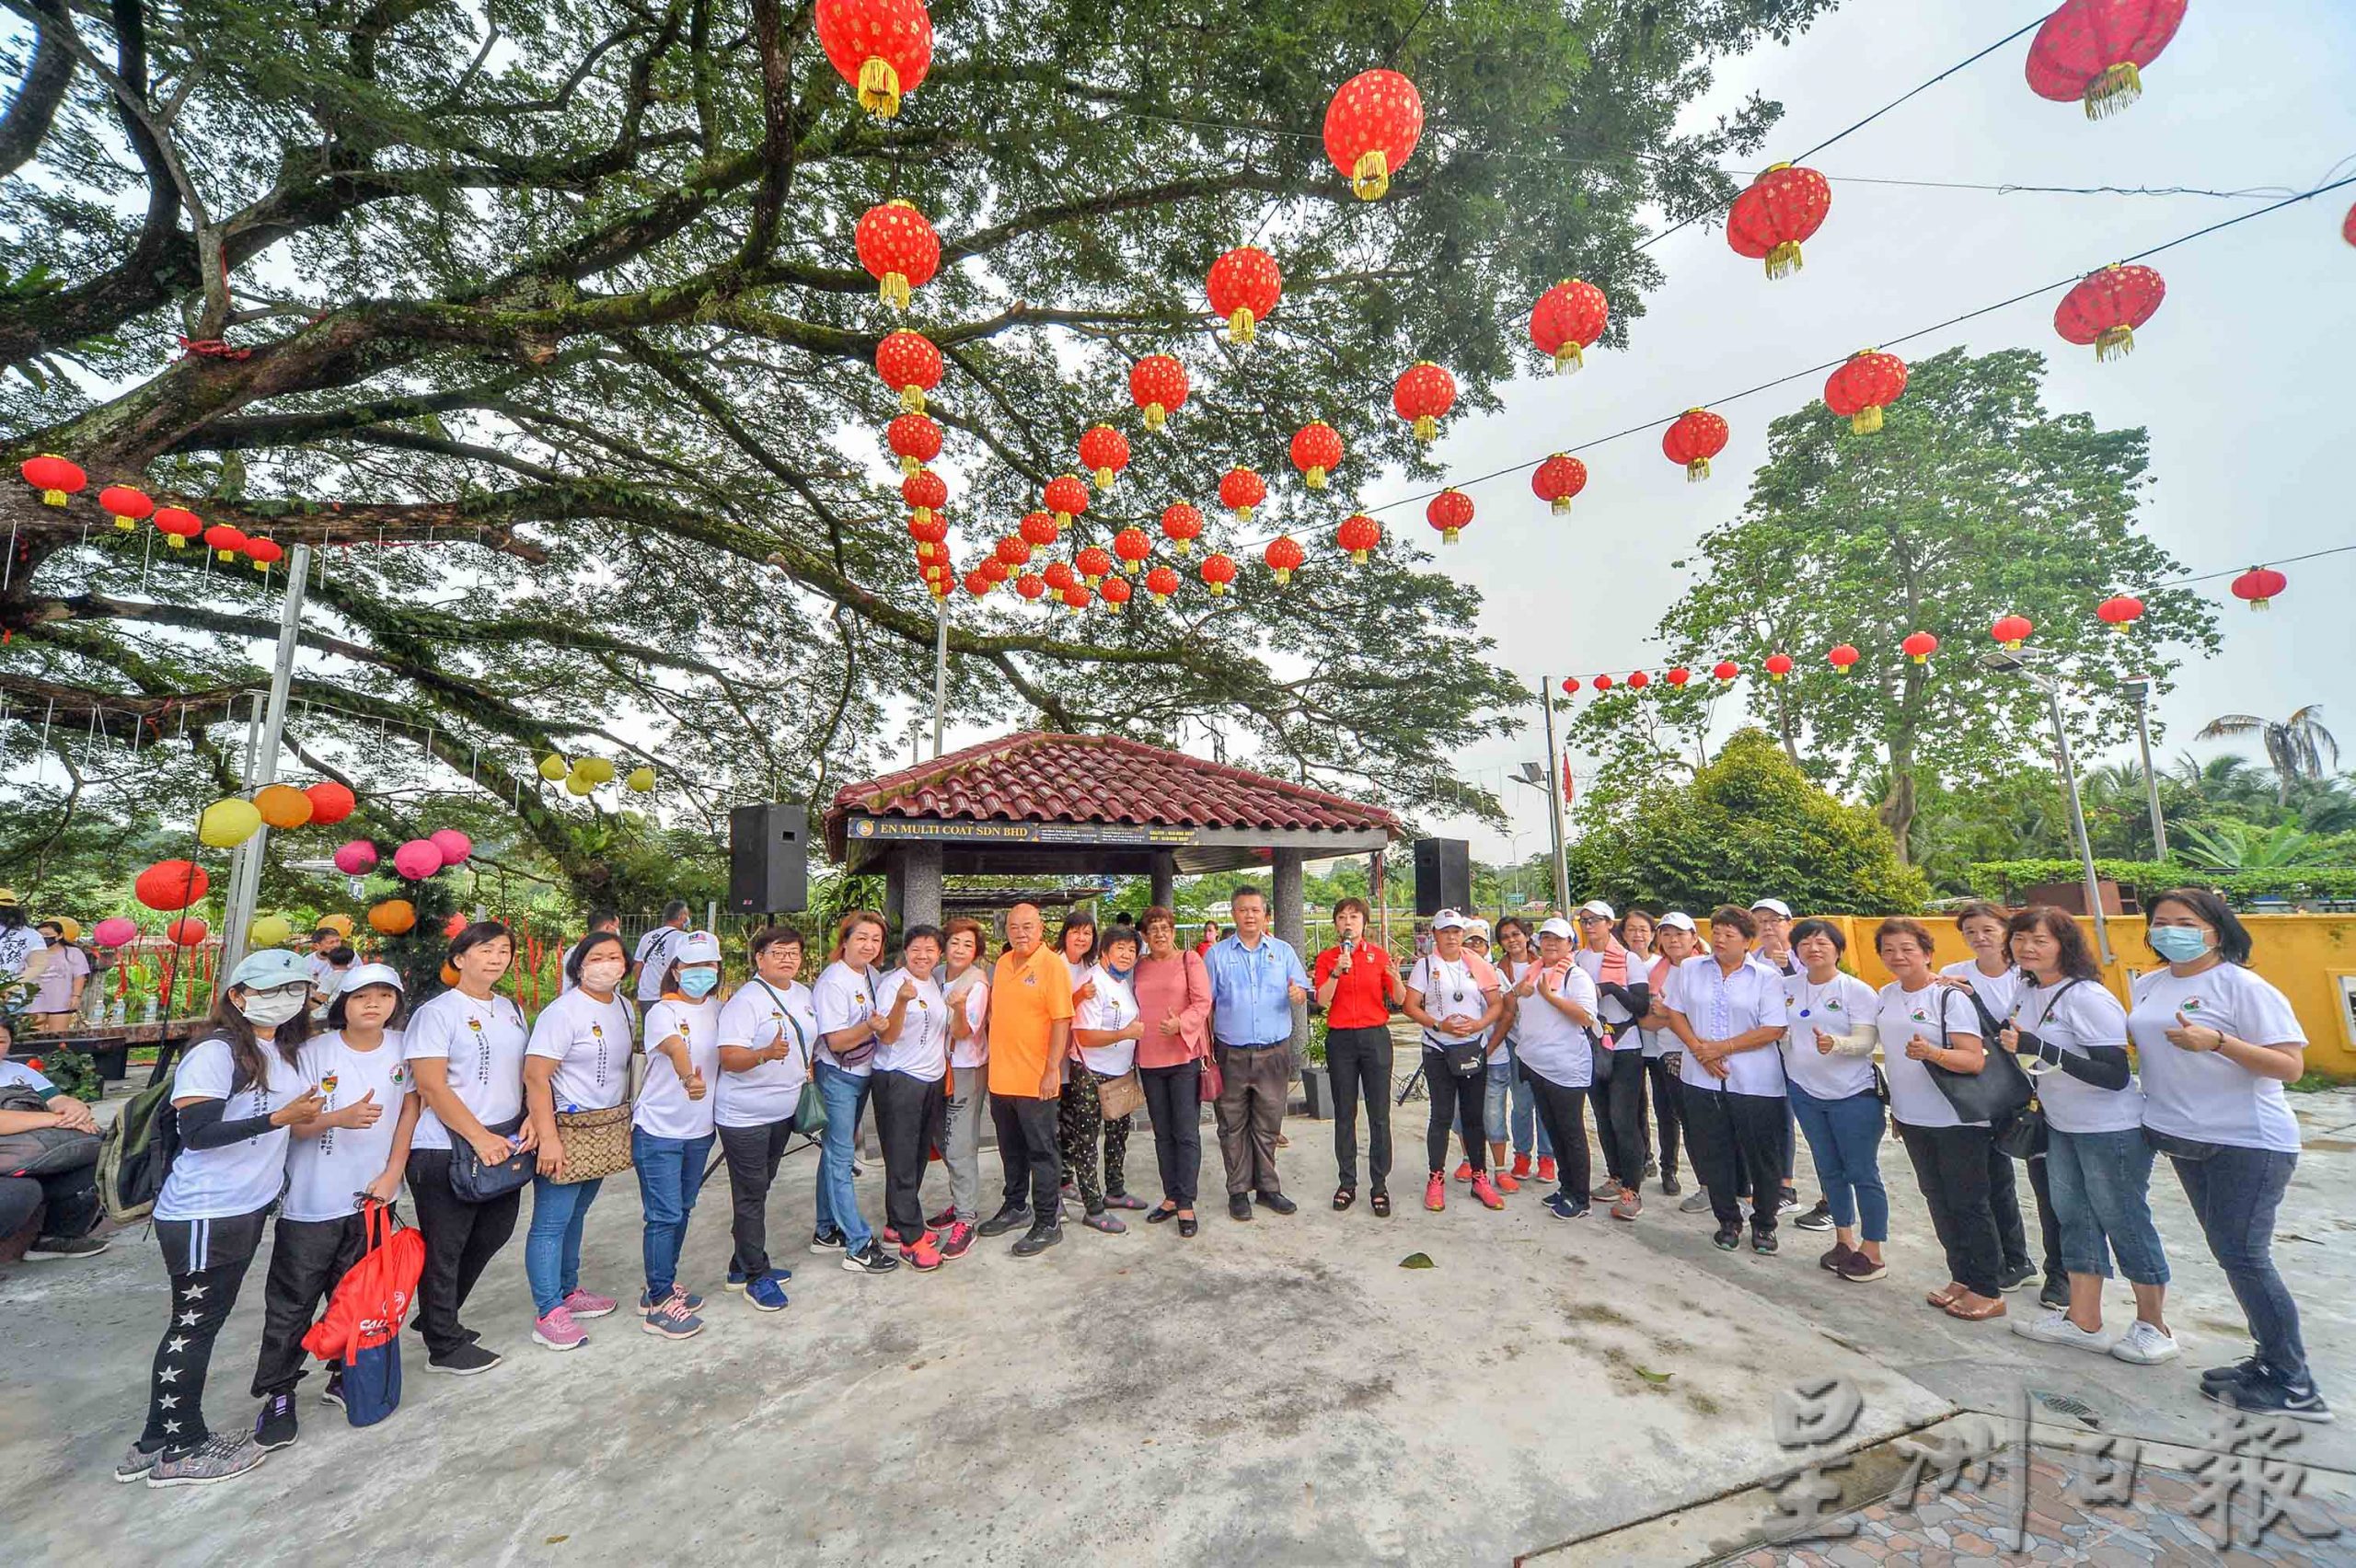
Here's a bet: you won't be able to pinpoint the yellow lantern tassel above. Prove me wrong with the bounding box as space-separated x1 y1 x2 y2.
1551 498 1570 517
1413 416 1436 443
1441 527 1460 544
900 455 919 476
858 56 902 118
1349 548 1369 565
1207 582 1226 597
113 515 136 531
899 386 926 415
251 559 268 571
166 536 185 549
1553 343 1583 374
1351 149 1390 201
1305 467 1327 490
1053 510 1072 527
216 547 237 561
880 272 909 310
2085 61 2142 119
1144 402 1166 432
1124 559 1140 576
1687 457 1710 482
1849 406 1883 436
1228 307 1256 345
1093 467 1114 490
1271 568 1291 587
1228 507 1249 528
2095 325 2135 362
1764 241 1804 280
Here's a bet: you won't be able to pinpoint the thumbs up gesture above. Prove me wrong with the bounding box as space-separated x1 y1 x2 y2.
684 1066 708 1101
1903 1033 1938 1062
335 1088 383 1129
2165 1009 2219 1052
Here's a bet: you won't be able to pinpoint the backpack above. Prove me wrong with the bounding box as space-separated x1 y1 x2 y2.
304 1200 424 1426
97 1054 186 1225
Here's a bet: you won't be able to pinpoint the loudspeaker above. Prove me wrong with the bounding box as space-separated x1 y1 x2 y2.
1412 837 1471 917
729 802 810 915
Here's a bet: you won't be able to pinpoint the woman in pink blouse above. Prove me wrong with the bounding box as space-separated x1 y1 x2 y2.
1133 905 1214 1238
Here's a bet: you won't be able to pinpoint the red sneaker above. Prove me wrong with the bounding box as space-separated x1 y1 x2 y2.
901 1235 944 1272
1536 1158 1558 1183
926 1206 958 1231
1425 1173 1447 1211
937 1221 974 1261
881 1226 906 1247
1472 1173 1506 1211
1453 1161 1474 1182
1511 1153 1532 1179
1495 1169 1521 1193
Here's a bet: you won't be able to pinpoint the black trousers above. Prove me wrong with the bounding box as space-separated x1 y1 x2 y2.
872 1068 947 1238
143 1208 269 1451
2024 1151 2063 1283
1325 1024 1393 1191
718 1118 794 1281
1598 1046 1647 1192
1988 1139 2033 1274
253 1212 369 1397
0 1162 101 1242
404 1147 520 1357
991 1092 1062 1224
1898 1121 2004 1298
1643 1055 1683 1180
1422 1048 1486 1174
1681 1084 1791 1232
1519 1064 1592 1202
1139 1061 1203 1205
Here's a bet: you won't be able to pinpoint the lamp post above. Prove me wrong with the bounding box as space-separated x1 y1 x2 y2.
2122 674 2168 859
1984 649 2112 963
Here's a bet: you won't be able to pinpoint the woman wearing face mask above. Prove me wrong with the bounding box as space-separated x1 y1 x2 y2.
872 926 952 1270
1481 917 1541 1194
116 951 327 1489
1937 902 2041 1298
1068 923 1147 1234
632 930 725 1339
927 918 991 1260
1575 901 1651 1220
715 928 813 1309
519 934 635 1351
1055 913 1100 1199
1662 906 1789 1255
1643 913 1698 1200
811 912 897 1275
1999 907 2175 1366
1778 921 1886 1285
403 921 533 1376
1404 912 1505 1214
2131 890 2326 1421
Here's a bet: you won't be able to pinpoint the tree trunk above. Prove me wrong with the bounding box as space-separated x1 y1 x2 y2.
1877 739 1918 866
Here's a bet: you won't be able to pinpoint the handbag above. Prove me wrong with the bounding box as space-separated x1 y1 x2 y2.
1198 1046 1223 1103
1095 1066 1146 1122
1924 992 2034 1127
1992 978 2090 1160
304 1200 422 1428
447 1113 535 1202
552 1102 633 1182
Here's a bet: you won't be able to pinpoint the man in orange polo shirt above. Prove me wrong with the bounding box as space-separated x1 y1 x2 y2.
980 903 1075 1257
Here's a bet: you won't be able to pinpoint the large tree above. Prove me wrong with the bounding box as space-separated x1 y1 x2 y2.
0 0 1826 902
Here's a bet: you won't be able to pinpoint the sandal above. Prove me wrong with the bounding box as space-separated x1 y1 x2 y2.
1177 1212 1198 1239
1925 1285 1962 1309
1944 1292 2008 1321
1369 1190 1392 1217
1333 1186 1357 1212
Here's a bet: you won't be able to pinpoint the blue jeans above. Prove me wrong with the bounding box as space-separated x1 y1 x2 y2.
632 1126 714 1299
1485 1046 1552 1159
2170 1142 2305 1380
2045 1126 2168 1286
1787 1083 1888 1242
812 1061 873 1252
525 1174 603 1315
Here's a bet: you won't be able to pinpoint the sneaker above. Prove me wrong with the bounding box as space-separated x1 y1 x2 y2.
1536 1157 1557 1183
533 1306 589 1351
1511 1153 1532 1179
901 1234 946 1269
1712 1224 1742 1251
1591 1180 1622 1203
1794 1199 1834 1233
1680 1188 1713 1214
1836 1251 1888 1283
253 1392 297 1450
561 1287 618 1320
1472 1174 1506 1211
25 1234 109 1261
1425 1173 1446 1212
2202 1355 2267 1388
1660 1172 1681 1196
1611 1192 1642 1222
1996 1260 2038 1293
937 1221 976 1261
1454 1161 1474 1182
2109 1320 2181 1365
639 1285 705 1314
147 1433 267 1489
841 1240 901 1275
1819 1241 1855 1273
114 1442 164 1483
2038 1276 2072 1311
428 1342 502 1375
745 1274 790 1312
1776 1187 1800 1216
1060 1182 1080 1205
881 1226 907 1247
641 1293 704 1341
927 1205 959 1230
1644 1157 1658 1179
320 1371 344 1410
1104 1193 1149 1211
1751 1228 1779 1255
1081 1211 1126 1235
1011 1222 1062 1258
2208 1369 2334 1424
2012 1309 2110 1352
1543 1193 1590 1220
977 1205 1031 1238
1494 1169 1520 1193
808 1227 848 1253
725 1263 748 1292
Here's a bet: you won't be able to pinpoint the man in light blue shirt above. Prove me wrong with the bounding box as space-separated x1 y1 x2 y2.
1202 886 1310 1219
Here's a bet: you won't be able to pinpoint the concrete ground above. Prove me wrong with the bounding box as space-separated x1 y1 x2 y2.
3 1088 2350 1566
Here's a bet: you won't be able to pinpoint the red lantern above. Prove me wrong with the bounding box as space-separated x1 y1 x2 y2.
964 569 994 597
1043 474 1090 526
854 200 940 309
1200 552 1239 596
876 329 942 413
1661 409 1729 482
1828 643 1860 674
203 524 248 562
1627 670 1651 690
902 467 948 524
153 507 203 549
1323 68 1423 201
1991 614 2035 650
2231 566 2287 611
1059 583 1091 614
886 412 941 475
1113 527 1153 574
1161 502 1205 553
2097 594 2144 633
1426 488 1473 545
1712 661 1740 681
305 780 356 824
1129 354 1188 432
2054 263 2165 362
2345 200 2356 248
814 0 934 118
1336 513 1381 566
1561 677 1581 697
1665 667 1691 686
1593 674 1614 693
1076 546 1114 585
1015 572 1046 601
1764 653 1795 681
2025 0 2187 119
99 485 154 531
1531 454 1588 515
979 557 1009 584
1264 536 1305 587
996 535 1034 568
1043 560 1077 593
914 538 948 568
244 537 284 571
1392 362 1456 444
1020 510 1060 548
166 917 210 948
907 512 948 547
1824 350 1908 435
1216 467 1263 525
18 454 84 507
1726 163 1831 280
1079 425 1130 490
134 859 210 911
1290 421 1343 490
1206 246 1283 344
1901 630 1939 664
1528 279 1608 374
1100 576 1133 609
1145 565 1181 603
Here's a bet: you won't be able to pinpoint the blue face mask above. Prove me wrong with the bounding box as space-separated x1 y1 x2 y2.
678 968 719 998
2150 926 2212 963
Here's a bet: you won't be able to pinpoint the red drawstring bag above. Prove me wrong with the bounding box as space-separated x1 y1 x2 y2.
303 1200 423 1426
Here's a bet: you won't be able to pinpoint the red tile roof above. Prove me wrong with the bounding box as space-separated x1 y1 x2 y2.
824 731 1400 857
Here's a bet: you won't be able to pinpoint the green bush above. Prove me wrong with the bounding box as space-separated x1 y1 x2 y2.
1966 859 2356 905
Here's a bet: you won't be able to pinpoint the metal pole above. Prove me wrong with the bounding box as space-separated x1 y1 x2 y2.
222 542 312 975
2046 683 2113 965
2129 676 2168 859
1539 677 1570 913
931 595 948 758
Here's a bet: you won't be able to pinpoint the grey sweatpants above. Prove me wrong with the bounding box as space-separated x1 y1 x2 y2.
944 1064 988 1224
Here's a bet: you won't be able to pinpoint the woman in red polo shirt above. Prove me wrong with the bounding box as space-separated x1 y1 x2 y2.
1313 896 1406 1216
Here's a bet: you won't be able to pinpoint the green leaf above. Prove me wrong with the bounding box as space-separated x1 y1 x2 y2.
1398 1251 1436 1270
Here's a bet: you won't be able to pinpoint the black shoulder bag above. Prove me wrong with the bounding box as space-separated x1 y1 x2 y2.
1925 986 2034 1129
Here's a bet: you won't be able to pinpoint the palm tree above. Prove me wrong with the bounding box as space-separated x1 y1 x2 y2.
2195 706 2341 806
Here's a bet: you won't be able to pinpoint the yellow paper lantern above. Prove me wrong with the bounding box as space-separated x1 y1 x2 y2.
198 797 263 847
564 772 595 796
318 912 354 937
575 756 617 784
626 767 656 792
367 899 417 935
249 914 294 947
253 783 314 830
537 753 569 780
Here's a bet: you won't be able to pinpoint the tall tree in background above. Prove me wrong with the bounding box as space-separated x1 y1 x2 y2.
0 0 1831 904
2194 705 2339 806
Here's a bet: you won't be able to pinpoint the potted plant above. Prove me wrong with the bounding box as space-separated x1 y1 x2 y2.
1297 1016 1333 1119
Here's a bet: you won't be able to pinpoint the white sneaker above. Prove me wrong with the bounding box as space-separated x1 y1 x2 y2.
2012 1308 2111 1352
2108 1320 2181 1365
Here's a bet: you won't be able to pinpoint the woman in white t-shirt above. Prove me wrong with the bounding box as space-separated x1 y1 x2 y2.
1512 917 1603 1217
519 933 635 1351
932 917 992 1256
633 928 724 1341
251 963 420 1442
1937 901 2040 1297
118 949 328 1491
1403 912 1505 1214
871 925 953 1268
2129 889 2326 1422
714 927 814 1310
1996 907 2175 1366
1779 921 1886 1284
1068 924 1147 1235
1574 901 1651 1217
1640 913 1701 1198
809 911 896 1276
1484 917 1549 1192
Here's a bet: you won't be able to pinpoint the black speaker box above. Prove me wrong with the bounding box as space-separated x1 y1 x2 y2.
1412 837 1471 917
728 802 810 915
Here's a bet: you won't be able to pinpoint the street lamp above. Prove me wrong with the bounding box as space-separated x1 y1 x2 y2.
1510 755 1567 913
2121 674 2168 859
1983 648 2113 963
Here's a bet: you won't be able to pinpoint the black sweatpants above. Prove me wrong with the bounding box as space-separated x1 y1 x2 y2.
872 1068 947 1239
1325 1024 1393 1191
1681 1084 1791 1233
1898 1121 2004 1298
1988 1139 2033 1274
252 1212 369 1398
0 1161 101 1243
142 1208 269 1451
404 1147 520 1357
1599 1044 1647 1193
1643 1054 1683 1182
1139 1061 1203 1205
1422 1048 1486 1175
1519 1064 1592 1202
718 1118 795 1282
991 1092 1062 1224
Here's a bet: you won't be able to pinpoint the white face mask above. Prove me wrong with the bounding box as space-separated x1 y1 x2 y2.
239 988 308 1028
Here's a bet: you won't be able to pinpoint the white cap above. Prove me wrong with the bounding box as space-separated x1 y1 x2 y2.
1537 917 1576 940
676 929 724 963
339 962 404 995
1750 897 1793 918
1465 918 1491 939
1658 911 1698 933
1431 909 1468 932
1576 899 1615 920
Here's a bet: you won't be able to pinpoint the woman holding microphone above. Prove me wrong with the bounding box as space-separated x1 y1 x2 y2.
1313 897 1404 1216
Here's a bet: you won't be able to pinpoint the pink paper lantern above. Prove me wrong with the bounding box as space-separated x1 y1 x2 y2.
333 840 378 875
392 838 442 881
429 828 473 867
94 917 140 948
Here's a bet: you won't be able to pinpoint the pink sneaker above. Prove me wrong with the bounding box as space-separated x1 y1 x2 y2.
561 1287 618 1320
1472 1173 1506 1211
937 1221 975 1261
532 1306 587 1352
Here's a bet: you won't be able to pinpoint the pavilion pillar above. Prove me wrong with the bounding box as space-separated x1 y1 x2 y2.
902 842 943 930
1149 851 1176 912
883 852 905 933
1273 848 1306 1051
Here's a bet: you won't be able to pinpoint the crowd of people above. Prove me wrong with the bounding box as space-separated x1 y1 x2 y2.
0 880 2327 1490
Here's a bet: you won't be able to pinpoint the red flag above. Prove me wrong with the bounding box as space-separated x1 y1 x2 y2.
1562 750 1576 805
